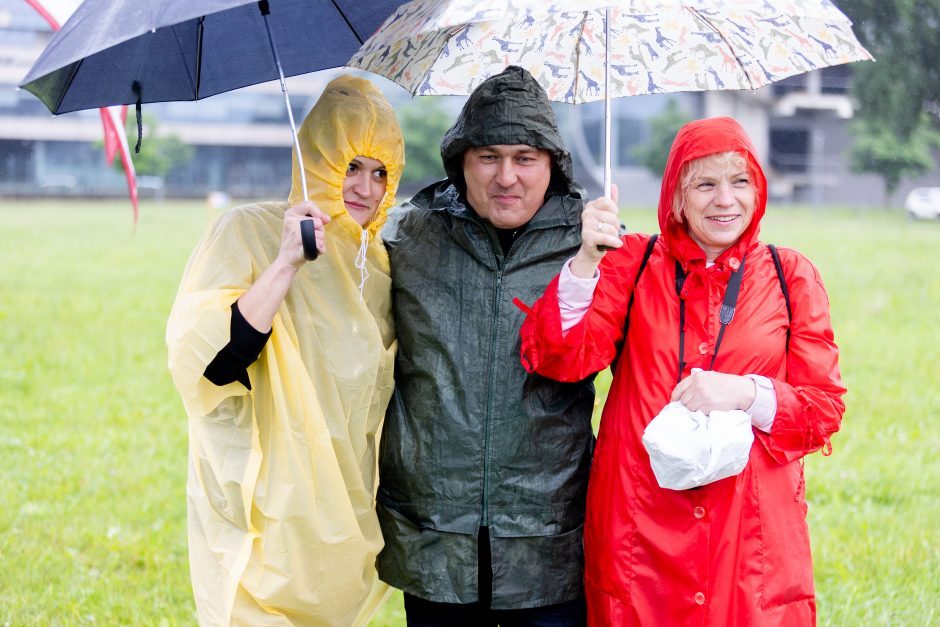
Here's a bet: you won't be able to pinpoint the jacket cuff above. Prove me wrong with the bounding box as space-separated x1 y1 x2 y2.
745 374 776 433
558 258 599 333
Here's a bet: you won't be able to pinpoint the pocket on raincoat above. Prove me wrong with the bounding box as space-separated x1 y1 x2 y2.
758 460 815 609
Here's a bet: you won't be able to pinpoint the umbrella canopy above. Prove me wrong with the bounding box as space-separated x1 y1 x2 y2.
349 0 872 196
20 0 408 114
349 0 872 103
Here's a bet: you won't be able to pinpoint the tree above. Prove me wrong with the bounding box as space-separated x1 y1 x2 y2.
632 99 690 177
849 114 940 201
839 0 940 204
112 113 194 178
395 98 451 190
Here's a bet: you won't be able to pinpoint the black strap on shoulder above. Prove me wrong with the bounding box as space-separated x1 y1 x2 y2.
674 254 747 383
709 254 746 370
768 243 792 346
675 260 687 383
611 234 658 375
624 234 658 328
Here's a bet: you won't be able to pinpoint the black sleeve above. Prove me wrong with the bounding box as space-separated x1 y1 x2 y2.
203 301 272 389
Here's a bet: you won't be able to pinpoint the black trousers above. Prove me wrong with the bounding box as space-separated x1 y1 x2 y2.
403 527 587 627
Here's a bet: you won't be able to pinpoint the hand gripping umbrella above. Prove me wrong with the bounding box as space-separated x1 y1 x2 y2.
349 0 873 197
21 0 409 257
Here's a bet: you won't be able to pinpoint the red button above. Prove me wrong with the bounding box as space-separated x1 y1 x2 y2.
698 342 709 355
695 592 706 605
729 257 740 270
693 506 705 519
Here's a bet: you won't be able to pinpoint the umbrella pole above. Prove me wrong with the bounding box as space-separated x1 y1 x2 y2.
604 7 611 198
259 1 309 203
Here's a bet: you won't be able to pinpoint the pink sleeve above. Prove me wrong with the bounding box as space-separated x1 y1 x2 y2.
519 234 651 382
558 258 600 333
745 374 776 432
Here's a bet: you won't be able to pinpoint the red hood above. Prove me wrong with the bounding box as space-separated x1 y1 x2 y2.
657 117 767 270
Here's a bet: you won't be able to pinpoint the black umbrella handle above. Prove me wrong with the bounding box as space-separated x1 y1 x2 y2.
300 219 318 261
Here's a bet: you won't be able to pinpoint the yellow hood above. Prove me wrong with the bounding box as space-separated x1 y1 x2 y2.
288 74 404 243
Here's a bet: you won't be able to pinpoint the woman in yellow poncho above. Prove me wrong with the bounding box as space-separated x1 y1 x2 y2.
166 75 404 626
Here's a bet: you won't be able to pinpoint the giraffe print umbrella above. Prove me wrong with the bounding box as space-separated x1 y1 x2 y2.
348 0 872 194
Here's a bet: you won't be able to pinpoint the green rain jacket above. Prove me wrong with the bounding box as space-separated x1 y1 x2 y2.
377 66 596 609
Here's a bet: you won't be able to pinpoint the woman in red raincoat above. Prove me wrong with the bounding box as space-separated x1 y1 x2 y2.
519 117 845 626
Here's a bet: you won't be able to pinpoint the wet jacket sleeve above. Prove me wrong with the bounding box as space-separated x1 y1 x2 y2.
520 234 649 381
757 250 846 463
203 301 272 389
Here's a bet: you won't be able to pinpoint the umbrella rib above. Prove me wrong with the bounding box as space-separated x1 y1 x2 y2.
329 0 363 44
194 17 205 98
686 7 755 91
170 24 199 98
572 11 589 104
52 58 85 113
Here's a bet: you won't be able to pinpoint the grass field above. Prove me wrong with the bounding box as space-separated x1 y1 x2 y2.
0 200 937 625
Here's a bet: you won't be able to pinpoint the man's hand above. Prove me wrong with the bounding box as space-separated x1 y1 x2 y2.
278 201 330 269
670 369 756 414
570 185 622 279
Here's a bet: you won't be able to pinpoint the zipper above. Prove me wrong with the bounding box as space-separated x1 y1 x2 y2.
478 219 568 526
481 266 502 526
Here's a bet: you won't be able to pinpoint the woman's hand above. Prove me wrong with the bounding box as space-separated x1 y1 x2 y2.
278 201 331 269
237 202 331 333
670 369 756 414
571 185 622 279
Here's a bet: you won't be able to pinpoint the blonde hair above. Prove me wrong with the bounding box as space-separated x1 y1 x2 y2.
672 151 752 222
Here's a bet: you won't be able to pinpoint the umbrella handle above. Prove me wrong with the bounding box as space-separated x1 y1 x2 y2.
300 219 318 261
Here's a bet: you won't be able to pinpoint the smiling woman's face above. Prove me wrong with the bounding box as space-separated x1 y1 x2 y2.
677 152 756 262
342 155 388 227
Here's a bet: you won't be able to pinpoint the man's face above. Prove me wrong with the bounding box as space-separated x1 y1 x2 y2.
462 145 552 229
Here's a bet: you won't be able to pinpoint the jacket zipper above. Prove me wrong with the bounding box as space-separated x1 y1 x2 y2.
481 266 502 526
479 220 568 527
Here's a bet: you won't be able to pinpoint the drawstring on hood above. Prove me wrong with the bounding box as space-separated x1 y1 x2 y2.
354 229 370 299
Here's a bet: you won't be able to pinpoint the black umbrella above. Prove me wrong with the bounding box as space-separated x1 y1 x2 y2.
21 0 406 113
21 0 408 256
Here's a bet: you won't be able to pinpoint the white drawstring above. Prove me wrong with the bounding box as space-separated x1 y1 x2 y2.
354 229 370 299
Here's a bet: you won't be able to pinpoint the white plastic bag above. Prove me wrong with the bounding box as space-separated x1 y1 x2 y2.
641 401 754 490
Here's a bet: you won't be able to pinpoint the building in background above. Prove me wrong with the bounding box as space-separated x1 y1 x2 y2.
1 0 937 206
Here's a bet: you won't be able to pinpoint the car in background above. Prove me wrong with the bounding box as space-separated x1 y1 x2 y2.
904 187 940 220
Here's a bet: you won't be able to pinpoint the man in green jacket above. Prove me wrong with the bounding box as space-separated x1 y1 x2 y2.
379 66 595 625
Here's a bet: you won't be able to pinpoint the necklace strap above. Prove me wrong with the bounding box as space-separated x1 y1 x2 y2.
674 254 747 383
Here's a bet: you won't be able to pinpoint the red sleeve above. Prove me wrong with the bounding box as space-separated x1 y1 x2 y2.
520 234 652 382
756 250 846 463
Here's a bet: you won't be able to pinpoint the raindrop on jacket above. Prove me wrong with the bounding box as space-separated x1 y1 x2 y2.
166 75 404 626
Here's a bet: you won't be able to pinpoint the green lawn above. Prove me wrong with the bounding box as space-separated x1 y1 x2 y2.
0 200 937 625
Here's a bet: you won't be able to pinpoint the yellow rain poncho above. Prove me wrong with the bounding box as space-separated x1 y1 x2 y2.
166 75 404 626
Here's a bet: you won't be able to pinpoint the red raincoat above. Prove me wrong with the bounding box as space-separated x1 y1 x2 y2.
520 118 845 626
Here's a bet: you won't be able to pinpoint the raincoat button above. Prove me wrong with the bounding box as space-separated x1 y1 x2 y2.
698 342 709 355
695 592 706 605
693 506 705 519
729 257 740 270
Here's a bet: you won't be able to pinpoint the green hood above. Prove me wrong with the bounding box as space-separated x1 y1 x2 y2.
440 65 573 194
